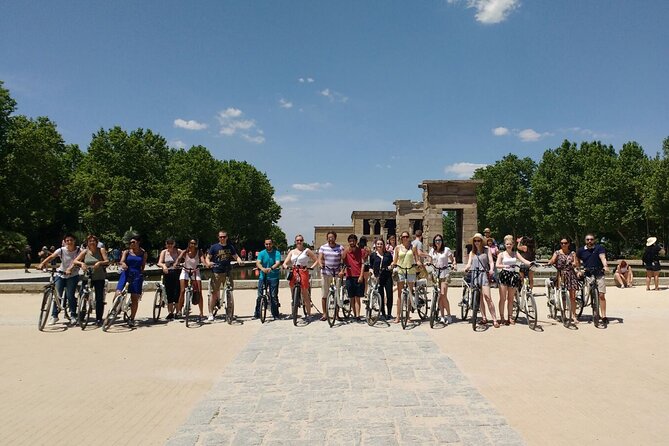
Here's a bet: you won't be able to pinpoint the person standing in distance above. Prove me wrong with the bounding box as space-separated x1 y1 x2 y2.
206 231 243 322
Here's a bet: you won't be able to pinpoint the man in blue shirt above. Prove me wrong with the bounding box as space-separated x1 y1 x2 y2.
575 233 610 324
254 238 282 320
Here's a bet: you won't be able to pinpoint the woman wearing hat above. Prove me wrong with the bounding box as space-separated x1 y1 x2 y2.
463 232 499 327
642 237 664 291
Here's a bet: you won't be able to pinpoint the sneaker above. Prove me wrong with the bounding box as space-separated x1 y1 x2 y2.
95 320 102 326
207 314 214 322
70 316 79 325
127 319 135 328
439 316 446 324
49 316 59 325
166 313 174 320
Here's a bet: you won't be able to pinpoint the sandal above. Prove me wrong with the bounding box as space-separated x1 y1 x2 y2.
508 319 515 325
493 320 500 328
480 318 488 325
319 316 327 321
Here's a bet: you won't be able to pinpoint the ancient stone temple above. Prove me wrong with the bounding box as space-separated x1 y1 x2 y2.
313 180 481 262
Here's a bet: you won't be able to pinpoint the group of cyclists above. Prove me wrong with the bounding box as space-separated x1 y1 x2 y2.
35 226 663 329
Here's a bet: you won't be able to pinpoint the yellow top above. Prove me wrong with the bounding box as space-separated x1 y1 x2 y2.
396 244 416 274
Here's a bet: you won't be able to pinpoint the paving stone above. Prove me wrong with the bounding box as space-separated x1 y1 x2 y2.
167 321 525 445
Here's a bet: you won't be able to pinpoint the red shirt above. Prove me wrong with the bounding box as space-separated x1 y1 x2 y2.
343 247 367 277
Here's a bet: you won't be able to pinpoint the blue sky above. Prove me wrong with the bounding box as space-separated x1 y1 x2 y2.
2 0 668 243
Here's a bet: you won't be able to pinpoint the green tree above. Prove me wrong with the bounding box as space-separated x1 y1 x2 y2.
72 127 171 248
473 154 536 238
0 80 17 144
643 136 669 244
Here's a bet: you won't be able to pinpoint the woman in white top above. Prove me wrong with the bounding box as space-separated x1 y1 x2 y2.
495 234 533 325
282 234 319 318
613 259 634 288
175 239 205 321
157 238 182 320
428 234 456 325
38 234 81 326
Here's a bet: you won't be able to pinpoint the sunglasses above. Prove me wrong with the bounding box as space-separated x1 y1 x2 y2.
474 239 482 243
561 241 569 245
434 239 443 242
219 235 228 239
130 240 137 244
401 235 409 239
295 239 304 242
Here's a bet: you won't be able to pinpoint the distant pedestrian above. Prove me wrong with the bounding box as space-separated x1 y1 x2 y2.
23 245 31 273
643 237 664 291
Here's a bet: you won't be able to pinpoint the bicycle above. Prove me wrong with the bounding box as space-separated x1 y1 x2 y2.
76 269 95 329
257 273 272 323
323 266 348 327
413 266 430 321
511 265 539 330
580 267 606 328
425 263 454 328
221 274 235 324
102 273 137 331
396 264 418 330
38 267 69 331
462 267 487 331
545 272 572 328
180 266 203 327
152 276 168 322
289 265 313 326
364 274 383 326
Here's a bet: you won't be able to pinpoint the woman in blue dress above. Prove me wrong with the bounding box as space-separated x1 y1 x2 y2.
115 235 147 327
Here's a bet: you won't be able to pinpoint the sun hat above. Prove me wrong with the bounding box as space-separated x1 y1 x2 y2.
471 233 484 244
646 237 657 247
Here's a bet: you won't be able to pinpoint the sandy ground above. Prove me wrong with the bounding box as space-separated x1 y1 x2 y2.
0 290 262 446
426 285 669 445
1 285 667 445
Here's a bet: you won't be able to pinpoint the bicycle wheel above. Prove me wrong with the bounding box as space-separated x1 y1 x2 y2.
416 286 428 320
102 295 122 332
562 290 572 328
546 284 556 320
184 289 192 327
225 289 234 324
460 286 470 321
152 289 162 322
429 289 439 328
367 290 381 326
77 292 90 329
577 287 586 318
260 293 268 323
591 283 601 327
526 292 538 330
38 288 54 331
340 287 352 319
400 291 409 329
470 289 480 331
326 290 336 327
292 287 300 326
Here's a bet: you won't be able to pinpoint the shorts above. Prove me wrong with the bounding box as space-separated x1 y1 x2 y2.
645 261 661 272
212 272 233 292
346 276 365 297
179 269 201 282
468 270 490 287
499 270 521 288
289 268 310 290
585 275 606 295
398 272 416 283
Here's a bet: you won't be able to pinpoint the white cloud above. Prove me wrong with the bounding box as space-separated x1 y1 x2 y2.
518 128 546 142
279 98 293 109
170 139 186 149
173 118 207 130
562 127 613 139
320 88 349 103
275 194 299 203
492 126 510 136
449 0 520 24
292 182 333 191
444 162 488 179
298 77 315 83
278 198 393 244
216 108 264 144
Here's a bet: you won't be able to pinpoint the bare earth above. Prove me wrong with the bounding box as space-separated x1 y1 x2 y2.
0 286 667 445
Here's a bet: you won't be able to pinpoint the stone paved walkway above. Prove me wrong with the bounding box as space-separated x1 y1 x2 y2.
167 319 524 446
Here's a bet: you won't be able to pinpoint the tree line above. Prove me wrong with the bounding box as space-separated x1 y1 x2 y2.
0 81 285 261
473 138 669 258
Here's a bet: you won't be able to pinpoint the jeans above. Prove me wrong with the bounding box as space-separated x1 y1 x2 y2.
54 275 79 318
378 275 393 317
255 277 279 318
92 279 106 321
